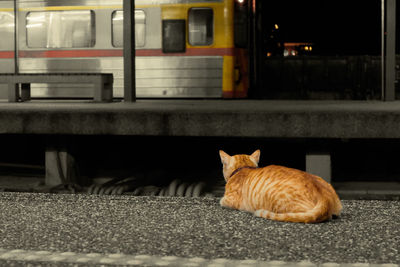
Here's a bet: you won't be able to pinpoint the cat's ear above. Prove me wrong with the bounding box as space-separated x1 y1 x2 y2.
250 149 260 164
219 150 231 165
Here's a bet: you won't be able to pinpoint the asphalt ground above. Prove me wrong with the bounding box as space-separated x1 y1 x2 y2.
0 193 399 266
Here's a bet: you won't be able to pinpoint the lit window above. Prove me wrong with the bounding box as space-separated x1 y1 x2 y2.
112 10 146 48
26 10 95 48
0 12 14 50
188 8 213 46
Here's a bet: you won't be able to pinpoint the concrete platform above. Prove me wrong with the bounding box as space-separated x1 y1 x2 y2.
0 192 398 266
1 100 400 138
335 182 400 200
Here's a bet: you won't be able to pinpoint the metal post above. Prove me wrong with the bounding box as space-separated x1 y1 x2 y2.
248 0 257 97
123 0 136 102
12 0 19 100
384 0 396 101
381 0 385 100
14 0 18 74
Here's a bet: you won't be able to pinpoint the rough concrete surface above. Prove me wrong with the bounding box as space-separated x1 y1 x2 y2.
0 192 398 265
2 100 400 138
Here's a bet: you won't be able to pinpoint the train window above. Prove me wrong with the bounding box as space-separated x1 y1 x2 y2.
188 8 213 46
162 19 186 53
0 12 14 50
26 10 95 48
112 10 146 48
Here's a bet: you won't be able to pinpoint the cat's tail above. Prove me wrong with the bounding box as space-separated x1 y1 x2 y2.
254 198 332 223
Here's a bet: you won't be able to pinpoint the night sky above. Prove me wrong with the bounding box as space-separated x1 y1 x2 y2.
259 0 383 55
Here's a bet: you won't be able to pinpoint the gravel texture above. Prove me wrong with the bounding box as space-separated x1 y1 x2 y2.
0 192 399 264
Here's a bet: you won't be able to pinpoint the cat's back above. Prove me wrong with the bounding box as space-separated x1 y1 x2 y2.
247 164 309 181
256 164 325 183
245 164 338 198
240 165 311 198
256 164 341 211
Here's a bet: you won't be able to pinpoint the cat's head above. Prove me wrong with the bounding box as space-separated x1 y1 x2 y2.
219 150 260 181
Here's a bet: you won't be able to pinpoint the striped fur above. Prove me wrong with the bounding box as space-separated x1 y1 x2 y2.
219 150 342 223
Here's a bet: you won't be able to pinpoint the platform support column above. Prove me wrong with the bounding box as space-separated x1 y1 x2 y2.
45 148 74 186
44 137 85 187
306 152 331 183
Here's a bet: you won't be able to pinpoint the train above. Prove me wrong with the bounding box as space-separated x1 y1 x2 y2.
0 0 250 99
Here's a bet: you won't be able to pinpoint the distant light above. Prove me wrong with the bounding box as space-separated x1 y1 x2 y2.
274 24 279 30
237 0 245 4
304 46 309 51
284 50 289 57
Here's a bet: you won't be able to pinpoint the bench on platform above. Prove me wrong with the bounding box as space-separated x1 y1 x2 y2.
0 73 113 102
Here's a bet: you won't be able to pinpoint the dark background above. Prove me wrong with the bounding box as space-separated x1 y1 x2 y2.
253 0 400 100
2 135 400 186
259 0 383 55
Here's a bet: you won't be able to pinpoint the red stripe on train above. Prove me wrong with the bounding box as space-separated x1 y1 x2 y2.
0 51 14 58
13 48 235 58
18 49 123 58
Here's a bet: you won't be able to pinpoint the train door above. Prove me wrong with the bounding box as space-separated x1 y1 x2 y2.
153 2 222 98
0 1 15 99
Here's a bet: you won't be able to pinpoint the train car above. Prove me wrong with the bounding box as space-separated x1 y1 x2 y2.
0 0 249 99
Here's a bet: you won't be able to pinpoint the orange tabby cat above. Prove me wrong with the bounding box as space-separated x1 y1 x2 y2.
219 150 342 223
